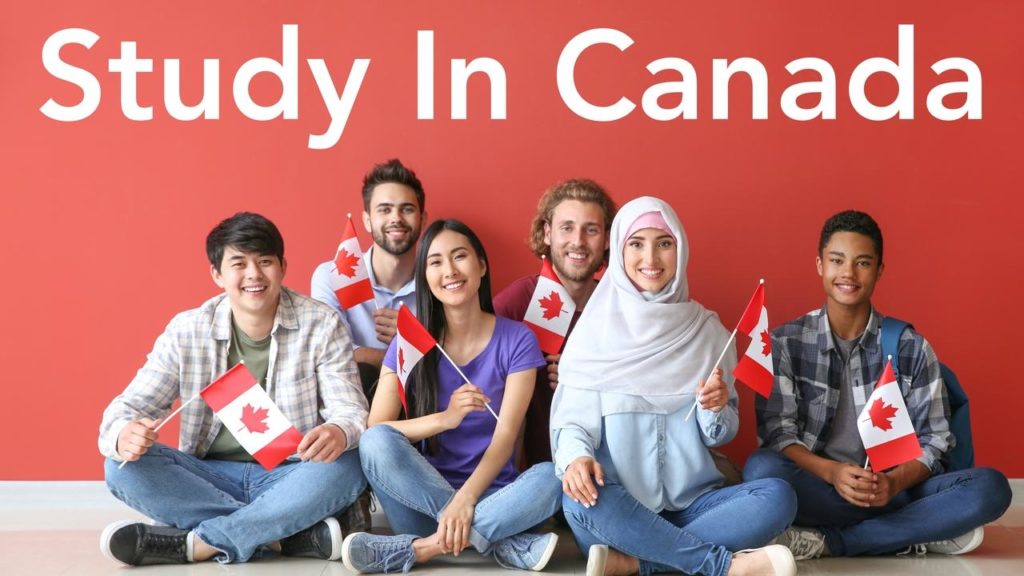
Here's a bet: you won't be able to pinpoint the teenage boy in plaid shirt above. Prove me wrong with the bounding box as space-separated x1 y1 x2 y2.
98 212 368 566
744 210 1010 559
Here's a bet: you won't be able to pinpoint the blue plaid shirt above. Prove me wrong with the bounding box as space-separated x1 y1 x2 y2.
99 287 367 461
755 306 951 474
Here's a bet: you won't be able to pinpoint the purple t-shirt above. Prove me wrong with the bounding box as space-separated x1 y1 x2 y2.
384 316 546 488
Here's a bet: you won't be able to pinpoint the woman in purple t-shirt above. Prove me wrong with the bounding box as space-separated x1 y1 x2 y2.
341 219 562 574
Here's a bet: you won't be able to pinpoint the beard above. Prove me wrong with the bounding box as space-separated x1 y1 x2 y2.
372 224 417 256
550 248 603 283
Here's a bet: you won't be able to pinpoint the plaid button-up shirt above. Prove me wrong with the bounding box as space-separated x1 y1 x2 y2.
99 287 367 461
755 306 951 474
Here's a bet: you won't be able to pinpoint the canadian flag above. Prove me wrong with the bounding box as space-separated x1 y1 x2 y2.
200 363 304 470
522 258 576 354
858 359 922 471
732 282 773 397
394 305 437 411
330 217 374 309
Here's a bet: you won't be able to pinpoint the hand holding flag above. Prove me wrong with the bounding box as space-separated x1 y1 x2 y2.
394 304 500 422
119 363 303 471
686 279 772 421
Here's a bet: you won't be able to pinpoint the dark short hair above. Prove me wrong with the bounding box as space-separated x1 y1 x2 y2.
361 159 425 212
528 179 617 260
206 212 285 271
409 219 493 452
819 210 883 264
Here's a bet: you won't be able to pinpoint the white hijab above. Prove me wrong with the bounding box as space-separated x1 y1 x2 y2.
552 196 730 416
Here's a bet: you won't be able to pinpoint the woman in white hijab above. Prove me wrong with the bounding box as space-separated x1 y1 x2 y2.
550 197 797 576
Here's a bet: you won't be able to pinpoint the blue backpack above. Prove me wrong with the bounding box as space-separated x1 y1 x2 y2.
880 317 974 471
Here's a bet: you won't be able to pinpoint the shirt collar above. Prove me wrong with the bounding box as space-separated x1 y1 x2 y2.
365 245 416 298
818 305 881 354
211 287 297 341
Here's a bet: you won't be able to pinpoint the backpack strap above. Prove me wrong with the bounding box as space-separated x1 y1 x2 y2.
880 317 911 377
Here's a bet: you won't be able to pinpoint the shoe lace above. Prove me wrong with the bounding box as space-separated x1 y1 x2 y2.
142 531 187 561
786 531 822 559
367 539 415 574
492 535 533 570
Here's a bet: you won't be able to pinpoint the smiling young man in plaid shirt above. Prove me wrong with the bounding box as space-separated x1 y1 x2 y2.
744 210 1010 560
98 212 368 566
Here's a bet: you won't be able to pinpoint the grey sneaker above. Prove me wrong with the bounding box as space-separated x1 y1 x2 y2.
281 516 343 560
100 520 191 566
342 532 416 573
492 532 559 571
772 526 826 560
923 527 984 555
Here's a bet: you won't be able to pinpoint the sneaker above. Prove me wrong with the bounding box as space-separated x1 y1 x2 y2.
342 532 416 573
734 545 796 576
586 544 608 576
492 532 559 571
923 527 985 555
338 489 374 534
100 520 191 566
281 516 343 560
772 526 826 560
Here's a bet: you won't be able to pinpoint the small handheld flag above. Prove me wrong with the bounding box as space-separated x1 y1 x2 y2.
522 258 576 354
858 357 922 471
200 363 304 470
331 215 375 309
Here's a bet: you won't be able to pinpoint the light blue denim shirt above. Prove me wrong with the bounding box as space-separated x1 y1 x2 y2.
311 245 417 349
552 388 739 513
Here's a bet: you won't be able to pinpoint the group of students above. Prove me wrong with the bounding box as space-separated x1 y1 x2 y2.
98 160 1012 575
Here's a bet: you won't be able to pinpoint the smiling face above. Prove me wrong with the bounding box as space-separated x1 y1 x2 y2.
544 199 609 284
424 229 487 310
623 227 677 293
211 245 286 322
817 231 883 316
363 182 424 257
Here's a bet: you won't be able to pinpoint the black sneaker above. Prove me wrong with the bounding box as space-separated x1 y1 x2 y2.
281 516 343 560
338 489 374 534
100 520 191 566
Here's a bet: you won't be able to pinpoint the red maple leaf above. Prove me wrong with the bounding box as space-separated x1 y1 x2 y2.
240 403 270 434
334 248 361 278
398 347 406 375
760 329 771 356
867 397 899 431
538 290 565 321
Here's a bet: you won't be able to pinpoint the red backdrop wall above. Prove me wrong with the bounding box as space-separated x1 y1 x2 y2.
3 1 1022 480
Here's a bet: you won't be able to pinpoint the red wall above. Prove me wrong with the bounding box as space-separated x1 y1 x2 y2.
3 1 1022 480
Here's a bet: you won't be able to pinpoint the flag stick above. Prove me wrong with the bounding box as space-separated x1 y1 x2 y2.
864 457 871 470
117 392 203 469
433 344 501 422
684 327 738 421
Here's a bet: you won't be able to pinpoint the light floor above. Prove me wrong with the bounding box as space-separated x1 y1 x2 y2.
2 481 1022 575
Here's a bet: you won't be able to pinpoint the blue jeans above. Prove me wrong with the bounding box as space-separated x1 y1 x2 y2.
742 448 1012 556
358 424 562 554
564 478 796 576
104 443 366 563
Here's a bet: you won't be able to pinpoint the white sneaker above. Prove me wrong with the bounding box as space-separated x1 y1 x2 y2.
734 545 796 576
923 527 984 555
772 526 826 560
586 544 608 576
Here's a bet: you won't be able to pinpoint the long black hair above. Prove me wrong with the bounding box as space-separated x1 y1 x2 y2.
409 219 494 453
